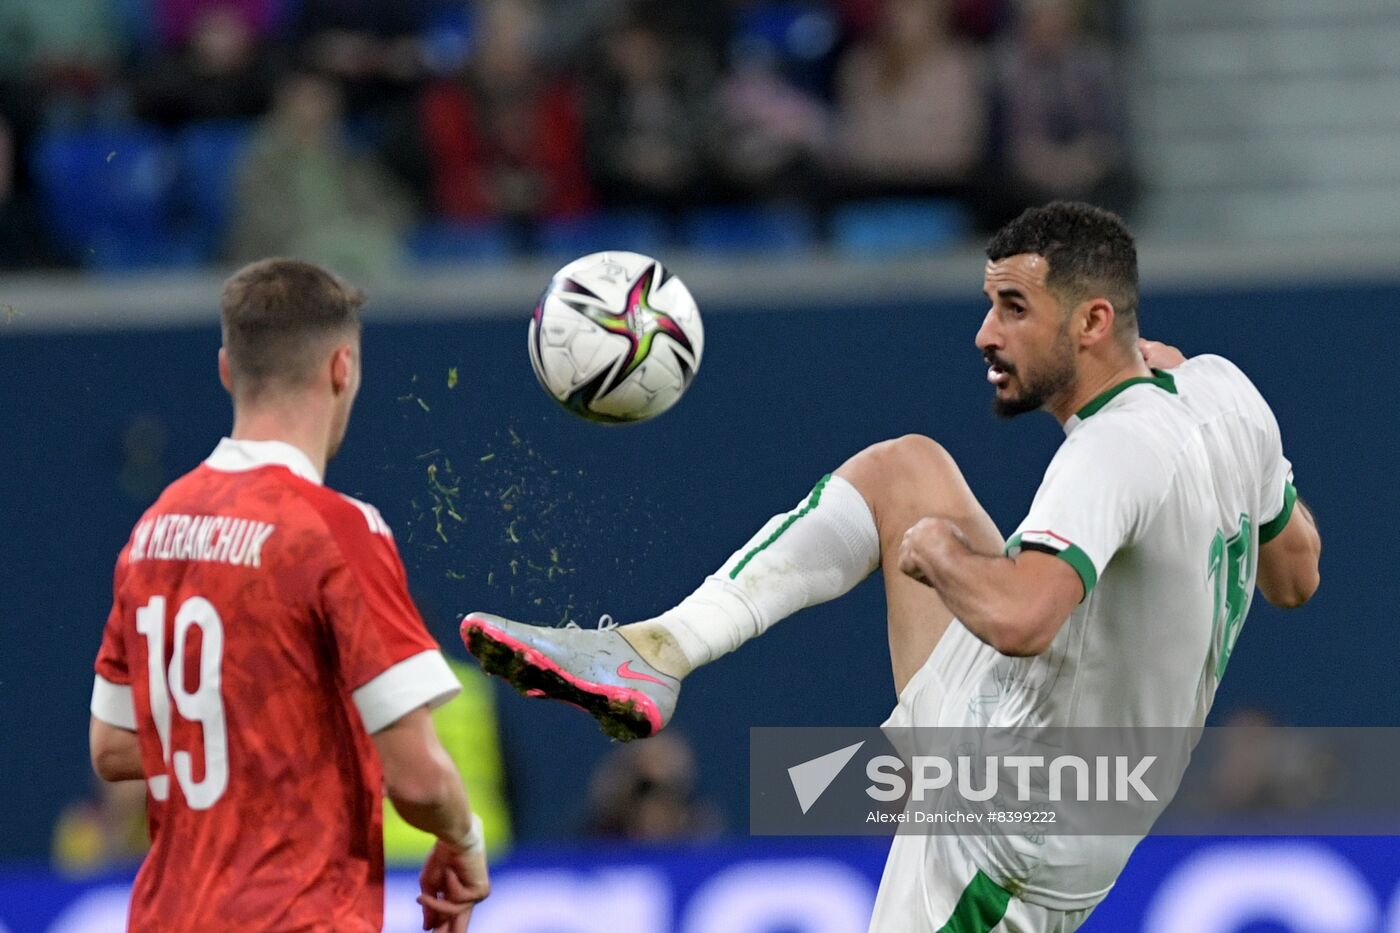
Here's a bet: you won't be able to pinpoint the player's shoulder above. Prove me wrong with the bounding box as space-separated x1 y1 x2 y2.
1058 412 1162 466
1176 354 1276 411
112 466 206 570
1176 353 1256 392
297 483 397 547
1175 354 1278 431
148 461 218 505
298 487 409 594
124 464 216 536
1058 397 1178 486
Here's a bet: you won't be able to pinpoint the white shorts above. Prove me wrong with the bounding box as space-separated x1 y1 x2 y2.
867 623 1099 933
869 832 1094 933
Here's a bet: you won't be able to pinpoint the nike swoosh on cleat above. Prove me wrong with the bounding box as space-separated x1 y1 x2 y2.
616 660 668 686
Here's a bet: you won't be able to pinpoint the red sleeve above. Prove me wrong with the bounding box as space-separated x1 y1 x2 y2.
92 553 137 730
312 494 460 733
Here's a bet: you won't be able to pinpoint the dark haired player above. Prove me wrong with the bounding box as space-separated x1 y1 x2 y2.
462 202 1321 930
88 259 490 933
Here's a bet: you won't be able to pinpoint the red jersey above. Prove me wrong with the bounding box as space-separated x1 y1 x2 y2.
90 438 459 932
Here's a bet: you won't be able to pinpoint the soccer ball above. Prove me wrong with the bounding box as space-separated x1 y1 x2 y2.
528 251 704 423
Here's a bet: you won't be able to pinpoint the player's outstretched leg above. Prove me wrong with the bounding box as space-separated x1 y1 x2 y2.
461 470 877 740
462 434 999 738
627 434 1001 694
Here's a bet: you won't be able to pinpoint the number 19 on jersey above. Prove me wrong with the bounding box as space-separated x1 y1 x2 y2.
135 595 229 809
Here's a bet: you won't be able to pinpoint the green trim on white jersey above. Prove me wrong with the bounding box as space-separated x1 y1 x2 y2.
1258 480 1298 544
1005 531 1099 599
1075 369 1178 421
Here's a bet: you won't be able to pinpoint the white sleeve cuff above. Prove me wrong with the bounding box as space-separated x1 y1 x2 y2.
353 650 461 734
91 675 137 731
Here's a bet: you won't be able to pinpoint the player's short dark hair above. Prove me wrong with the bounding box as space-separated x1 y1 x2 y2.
221 258 364 397
985 202 1139 340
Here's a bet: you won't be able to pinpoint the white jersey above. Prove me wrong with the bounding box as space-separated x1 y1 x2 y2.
996 354 1294 732
881 355 1297 916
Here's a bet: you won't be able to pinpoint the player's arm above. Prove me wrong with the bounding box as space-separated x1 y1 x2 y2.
1257 496 1320 609
908 420 1159 656
89 717 143 782
374 706 490 930
91 572 141 783
317 496 490 929
372 706 473 844
899 517 1083 656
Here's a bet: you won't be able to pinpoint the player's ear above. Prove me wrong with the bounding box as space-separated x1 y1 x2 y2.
1078 298 1117 348
329 344 354 396
218 348 234 395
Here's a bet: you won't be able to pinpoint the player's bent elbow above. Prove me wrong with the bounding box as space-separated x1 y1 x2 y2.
1257 507 1321 610
987 613 1055 657
384 766 447 810
1262 566 1320 610
992 632 1051 658
375 709 458 809
88 722 142 778
987 583 1071 656
91 750 126 783
383 758 459 814
1257 542 1321 609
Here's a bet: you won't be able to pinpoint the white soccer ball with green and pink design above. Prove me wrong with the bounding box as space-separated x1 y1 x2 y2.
529 251 704 423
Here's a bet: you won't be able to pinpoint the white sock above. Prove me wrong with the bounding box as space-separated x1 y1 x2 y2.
643 474 880 669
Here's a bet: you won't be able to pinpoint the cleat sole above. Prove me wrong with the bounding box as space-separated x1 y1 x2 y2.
461 616 660 742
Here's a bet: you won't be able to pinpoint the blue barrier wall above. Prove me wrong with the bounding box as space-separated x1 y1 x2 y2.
1 280 1397 859
4 837 1400 932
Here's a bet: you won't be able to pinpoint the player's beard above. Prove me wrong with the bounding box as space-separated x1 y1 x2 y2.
991 323 1077 419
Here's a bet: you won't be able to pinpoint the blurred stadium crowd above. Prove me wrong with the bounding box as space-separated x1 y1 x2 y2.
0 0 1130 275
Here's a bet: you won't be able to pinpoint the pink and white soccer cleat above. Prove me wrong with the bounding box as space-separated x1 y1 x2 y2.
460 612 681 741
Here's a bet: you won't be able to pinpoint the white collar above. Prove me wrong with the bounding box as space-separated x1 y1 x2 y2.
204 437 323 485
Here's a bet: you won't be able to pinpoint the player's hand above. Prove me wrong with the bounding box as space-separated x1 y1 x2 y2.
418 837 490 932
898 517 968 586
1138 339 1186 369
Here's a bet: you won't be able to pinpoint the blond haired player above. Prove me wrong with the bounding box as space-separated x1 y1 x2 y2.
89 259 490 932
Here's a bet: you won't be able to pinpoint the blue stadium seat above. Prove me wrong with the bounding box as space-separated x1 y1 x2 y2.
30 126 197 270
174 120 255 259
535 210 671 259
680 205 816 256
830 199 970 258
406 221 516 266
733 2 840 94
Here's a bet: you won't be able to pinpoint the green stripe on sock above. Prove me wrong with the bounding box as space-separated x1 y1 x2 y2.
728 474 832 580
935 870 1013 933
